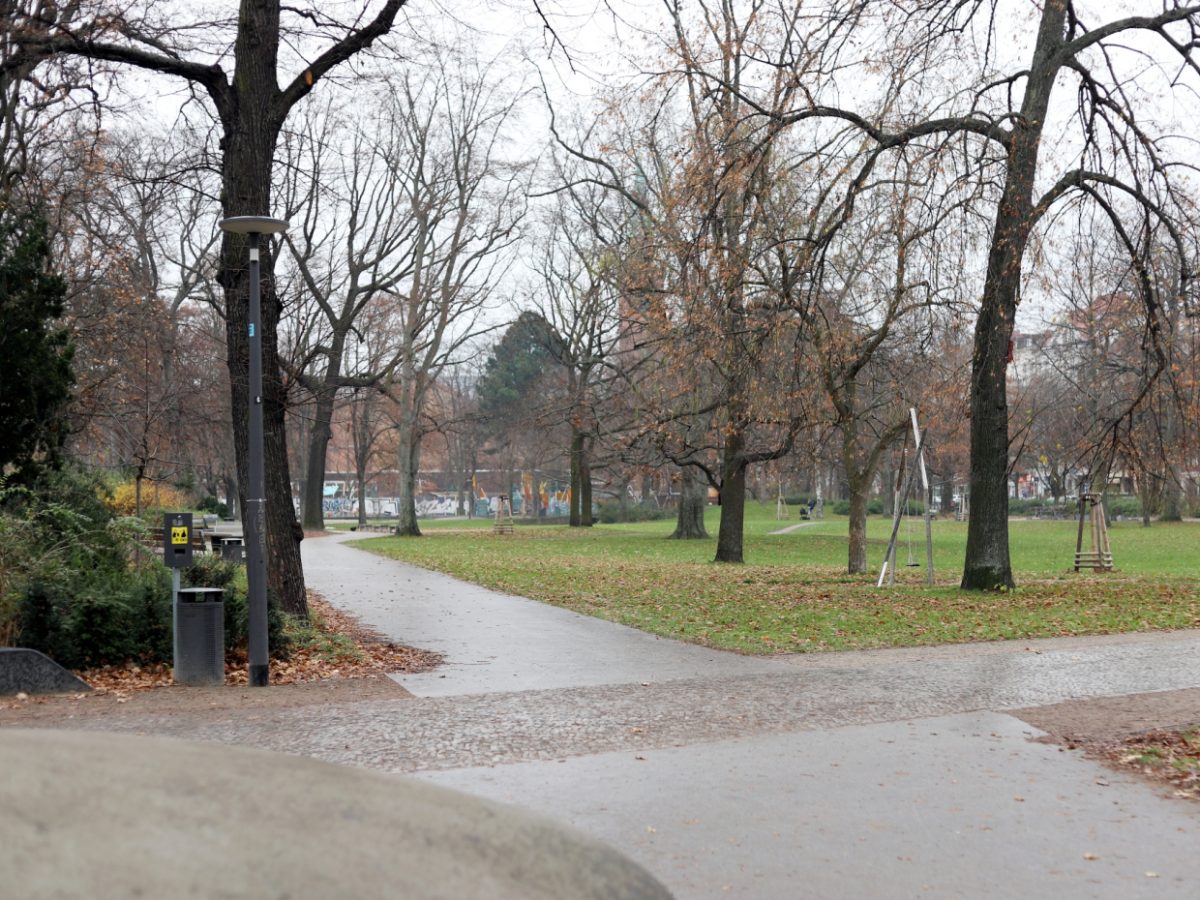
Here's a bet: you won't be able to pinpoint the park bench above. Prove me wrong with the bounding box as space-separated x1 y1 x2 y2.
351 523 396 534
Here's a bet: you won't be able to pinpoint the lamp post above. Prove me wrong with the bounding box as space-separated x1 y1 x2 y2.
218 215 288 687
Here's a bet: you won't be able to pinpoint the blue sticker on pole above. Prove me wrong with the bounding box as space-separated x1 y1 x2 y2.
249 323 256 337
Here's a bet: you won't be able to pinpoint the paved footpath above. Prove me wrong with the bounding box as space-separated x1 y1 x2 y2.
303 533 1200 899
57 533 1200 897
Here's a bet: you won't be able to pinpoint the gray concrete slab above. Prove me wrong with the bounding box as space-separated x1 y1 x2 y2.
1 728 672 900
422 711 1200 900
302 532 790 696
0 648 91 695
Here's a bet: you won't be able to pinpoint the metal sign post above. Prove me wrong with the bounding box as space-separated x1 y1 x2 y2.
163 512 193 681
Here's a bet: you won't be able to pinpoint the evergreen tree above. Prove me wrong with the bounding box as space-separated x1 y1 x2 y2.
0 210 73 476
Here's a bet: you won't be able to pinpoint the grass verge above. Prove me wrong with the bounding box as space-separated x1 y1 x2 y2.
355 504 1200 654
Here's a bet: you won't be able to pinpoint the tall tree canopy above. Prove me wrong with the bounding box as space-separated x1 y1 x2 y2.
0 209 73 476
3 0 415 614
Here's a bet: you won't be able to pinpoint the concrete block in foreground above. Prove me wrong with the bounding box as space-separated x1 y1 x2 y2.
0 648 91 695
0 729 673 900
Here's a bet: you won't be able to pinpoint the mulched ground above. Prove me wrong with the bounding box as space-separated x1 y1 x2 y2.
0 592 441 720
1014 688 1200 801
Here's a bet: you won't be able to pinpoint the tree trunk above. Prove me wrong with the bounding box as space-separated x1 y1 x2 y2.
1161 468 1183 522
961 0 1066 592
715 432 746 563
569 428 583 527
846 479 869 575
218 5 306 616
580 437 593 527
301 383 337 531
222 474 238 519
671 467 708 539
568 427 593 527
356 465 368 527
395 414 422 537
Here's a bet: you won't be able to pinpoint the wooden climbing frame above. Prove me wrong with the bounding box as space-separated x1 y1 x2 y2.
493 495 515 535
1074 491 1113 572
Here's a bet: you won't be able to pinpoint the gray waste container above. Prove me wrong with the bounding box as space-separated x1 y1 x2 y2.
175 588 225 686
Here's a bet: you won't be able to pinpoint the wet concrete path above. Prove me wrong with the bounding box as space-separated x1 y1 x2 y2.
33 532 1200 898
297 533 1200 898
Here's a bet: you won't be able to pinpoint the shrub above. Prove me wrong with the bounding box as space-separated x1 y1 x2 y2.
185 555 288 658
107 479 192 518
16 580 71 662
66 592 137 667
197 495 230 518
830 498 886 516
1106 495 1142 519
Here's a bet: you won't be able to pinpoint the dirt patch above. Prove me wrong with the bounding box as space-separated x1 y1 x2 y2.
0 674 408 724
1013 688 1200 800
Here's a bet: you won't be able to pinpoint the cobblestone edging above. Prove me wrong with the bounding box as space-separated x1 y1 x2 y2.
27 631 1200 774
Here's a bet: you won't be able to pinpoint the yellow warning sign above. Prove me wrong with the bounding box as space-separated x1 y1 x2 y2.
171 526 189 545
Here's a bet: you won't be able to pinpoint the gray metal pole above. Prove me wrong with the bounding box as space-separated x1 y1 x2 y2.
246 231 269 687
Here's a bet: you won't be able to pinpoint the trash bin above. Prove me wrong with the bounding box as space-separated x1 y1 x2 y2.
175 587 225 686
221 539 245 564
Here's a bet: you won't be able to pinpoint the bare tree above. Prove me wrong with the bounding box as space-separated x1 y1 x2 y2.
6 0 418 614
704 0 1200 587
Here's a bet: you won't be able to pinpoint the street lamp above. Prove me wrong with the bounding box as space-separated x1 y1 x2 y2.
218 215 288 687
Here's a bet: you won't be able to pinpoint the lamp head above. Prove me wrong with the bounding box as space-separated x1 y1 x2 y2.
218 216 289 235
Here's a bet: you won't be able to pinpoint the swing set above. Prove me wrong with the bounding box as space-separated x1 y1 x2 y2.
877 408 936 587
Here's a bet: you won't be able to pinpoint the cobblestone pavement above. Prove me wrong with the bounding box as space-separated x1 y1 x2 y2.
36 627 1200 775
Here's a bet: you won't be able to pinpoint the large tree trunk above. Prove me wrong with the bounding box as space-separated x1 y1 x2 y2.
715 432 746 563
568 427 594 527
1161 467 1183 522
301 382 337 531
222 474 238 519
569 428 583 527
961 0 1066 592
671 466 708 539
219 49 306 615
846 478 869 575
356 464 368 527
580 436 593 527
395 411 422 537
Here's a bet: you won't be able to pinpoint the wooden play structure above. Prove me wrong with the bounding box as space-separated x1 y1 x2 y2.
1074 488 1113 571
492 495 515 535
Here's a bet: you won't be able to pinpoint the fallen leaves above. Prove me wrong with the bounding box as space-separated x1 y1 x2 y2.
1088 725 1200 801
68 592 442 695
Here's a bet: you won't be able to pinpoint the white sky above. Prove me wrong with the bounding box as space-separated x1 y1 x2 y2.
100 0 1200 339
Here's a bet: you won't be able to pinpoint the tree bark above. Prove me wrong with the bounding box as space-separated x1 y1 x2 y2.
301 383 337 531
219 55 307 613
395 406 422 537
671 466 708 539
580 436 593 526
568 427 593 527
846 477 869 575
961 0 1067 591
569 428 583 527
715 431 747 563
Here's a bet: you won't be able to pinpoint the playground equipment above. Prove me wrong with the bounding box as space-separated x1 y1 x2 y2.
493 495 515 535
1074 484 1113 571
878 408 935 587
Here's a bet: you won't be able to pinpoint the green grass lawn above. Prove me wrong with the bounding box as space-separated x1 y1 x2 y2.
352 502 1200 654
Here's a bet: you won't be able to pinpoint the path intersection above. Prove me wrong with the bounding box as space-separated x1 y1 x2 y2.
47 533 1200 897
